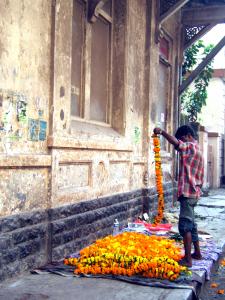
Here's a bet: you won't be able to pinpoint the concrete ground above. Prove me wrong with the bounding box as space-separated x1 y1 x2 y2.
0 189 225 300
199 247 225 300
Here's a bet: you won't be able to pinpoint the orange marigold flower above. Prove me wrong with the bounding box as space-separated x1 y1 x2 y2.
220 259 225 266
211 283 219 288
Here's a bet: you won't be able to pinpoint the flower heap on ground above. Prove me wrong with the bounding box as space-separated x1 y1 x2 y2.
64 232 188 281
152 133 164 225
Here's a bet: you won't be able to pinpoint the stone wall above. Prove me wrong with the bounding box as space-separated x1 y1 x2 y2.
0 183 175 281
50 189 144 261
0 210 49 281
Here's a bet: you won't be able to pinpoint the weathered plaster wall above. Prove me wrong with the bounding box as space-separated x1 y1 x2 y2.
208 134 221 188
0 0 52 217
199 128 209 189
0 0 182 216
0 0 51 154
200 77 225 134
48 0 149 209
0 168 49 216
51 148 132 207
47 0 181 210
51 0 72 135
146 5 181 189
126 0 146 157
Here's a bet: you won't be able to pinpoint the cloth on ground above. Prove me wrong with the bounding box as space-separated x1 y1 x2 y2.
190 239 221 280
31 261 198 300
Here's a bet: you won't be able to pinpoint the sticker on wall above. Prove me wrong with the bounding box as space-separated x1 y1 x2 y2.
16 94 27 123
2 95 14 133
16 192 27 202
28 119 47 141
8 129 23 141
0 90 27 136
38 110 44 118
28 118 39 141
133 126 141 144
39 120 47 141
0 89 47 143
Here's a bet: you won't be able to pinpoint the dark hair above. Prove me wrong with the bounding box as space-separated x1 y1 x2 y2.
175 125 195 140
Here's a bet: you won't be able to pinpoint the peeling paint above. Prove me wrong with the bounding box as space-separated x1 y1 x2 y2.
0 168 48 216
16 192 27 202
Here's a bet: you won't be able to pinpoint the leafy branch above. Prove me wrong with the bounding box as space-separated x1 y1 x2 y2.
181 40 214 122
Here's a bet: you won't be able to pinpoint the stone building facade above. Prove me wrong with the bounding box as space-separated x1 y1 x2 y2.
0 0 182 280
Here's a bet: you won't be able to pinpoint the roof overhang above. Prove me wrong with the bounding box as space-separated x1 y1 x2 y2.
182 5 225 25
179 1 225 94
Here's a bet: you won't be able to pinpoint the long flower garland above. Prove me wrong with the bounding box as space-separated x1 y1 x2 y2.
152 134 164 225
64 232 188 281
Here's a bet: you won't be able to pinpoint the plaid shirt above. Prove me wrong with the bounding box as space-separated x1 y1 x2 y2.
177 140 204 199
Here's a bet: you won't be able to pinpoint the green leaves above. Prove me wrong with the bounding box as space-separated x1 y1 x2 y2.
181 40 214 122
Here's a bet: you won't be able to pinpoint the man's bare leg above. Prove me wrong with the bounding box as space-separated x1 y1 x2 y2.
191 240 202 260
180 232 192 267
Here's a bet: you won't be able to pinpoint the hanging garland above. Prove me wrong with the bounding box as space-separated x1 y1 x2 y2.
152 133 165 225
64 232 188 281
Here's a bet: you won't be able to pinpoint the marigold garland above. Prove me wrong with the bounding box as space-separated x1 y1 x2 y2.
64 232 189 281
152 134 165 225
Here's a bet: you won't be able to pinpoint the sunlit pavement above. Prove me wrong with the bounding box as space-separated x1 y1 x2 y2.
196 189 225 299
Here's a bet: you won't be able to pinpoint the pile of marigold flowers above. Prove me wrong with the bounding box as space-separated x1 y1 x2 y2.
152 134 164 225
64 232 189 281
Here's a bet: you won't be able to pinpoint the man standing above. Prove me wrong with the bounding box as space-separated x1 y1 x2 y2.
153 125 204 267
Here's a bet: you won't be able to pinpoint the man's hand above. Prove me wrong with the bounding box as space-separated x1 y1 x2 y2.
153 127 162 135
153 127 179 147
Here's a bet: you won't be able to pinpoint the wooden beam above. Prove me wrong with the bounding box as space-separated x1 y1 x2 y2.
184 24 215 50
179 35 225 95
160 0 190 25
182 5 225 25
87 0 108 23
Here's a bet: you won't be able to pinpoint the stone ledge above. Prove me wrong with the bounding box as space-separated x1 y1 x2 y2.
0 154 51 167
49 189 143 220
0 210 48 233
47 135 133 152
